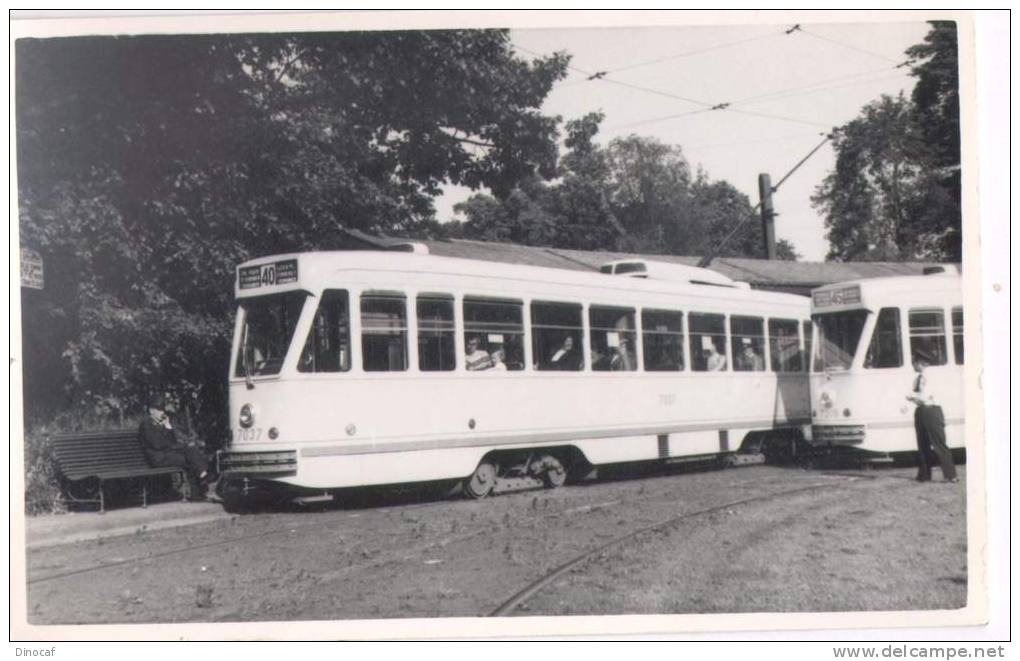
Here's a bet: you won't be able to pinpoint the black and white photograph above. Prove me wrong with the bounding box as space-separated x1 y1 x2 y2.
10 10 1004 642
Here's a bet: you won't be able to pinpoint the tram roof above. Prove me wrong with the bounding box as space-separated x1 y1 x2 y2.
328 230 958 296
238 250 812 306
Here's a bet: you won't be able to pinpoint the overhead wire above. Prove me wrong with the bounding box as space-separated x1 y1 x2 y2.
796 26 904 64
737 72 910 107
732 64 905 104
601 62 910 133
680 131 827 152
514 23 908 135
608 29 783 74
538 29 784 88
722 107 831 129
607 108 716 132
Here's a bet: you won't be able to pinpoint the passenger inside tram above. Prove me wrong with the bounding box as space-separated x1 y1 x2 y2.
490 348 507 371
704 341 727 371
548 336 582 370
737 341 765 371
465 336 493 371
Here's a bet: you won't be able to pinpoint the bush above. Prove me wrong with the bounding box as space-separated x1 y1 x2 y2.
24 424 65 515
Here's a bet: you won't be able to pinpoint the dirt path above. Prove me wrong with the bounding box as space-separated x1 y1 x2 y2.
25 465 967 624
518 469 967 615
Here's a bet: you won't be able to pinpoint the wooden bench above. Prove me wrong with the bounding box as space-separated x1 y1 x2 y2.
49 429 188 513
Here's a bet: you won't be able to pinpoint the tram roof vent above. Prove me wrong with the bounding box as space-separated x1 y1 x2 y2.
388 241 430 254
599 259 738 287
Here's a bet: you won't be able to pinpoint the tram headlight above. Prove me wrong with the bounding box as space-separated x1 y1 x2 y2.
239 403 255 428
819 389 836 409
843 408 852 418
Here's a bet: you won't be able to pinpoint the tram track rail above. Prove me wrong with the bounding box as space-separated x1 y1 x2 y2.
26 496 462 586
28 469 913 591
486 480 845 616
27 485 632 586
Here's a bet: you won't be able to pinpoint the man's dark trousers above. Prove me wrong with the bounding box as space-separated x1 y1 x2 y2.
914 405 957 481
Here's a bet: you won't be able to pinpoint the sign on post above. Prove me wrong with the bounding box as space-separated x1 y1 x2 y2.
20 248 44 290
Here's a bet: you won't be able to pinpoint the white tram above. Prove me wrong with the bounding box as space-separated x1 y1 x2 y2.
808 269 965 458
217 251 812 503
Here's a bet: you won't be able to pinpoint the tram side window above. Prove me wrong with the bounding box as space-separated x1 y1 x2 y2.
864 307 902 369
731 316 766 371
532 301 584 371
463 298 525 371
802 320 813 372
642 309 684 372
768 318 801 372
952 307 964 364
417 295 455 372
908 308 948 366
689 313 727 372
298 290 351 373
590 306 637 371
361 293 408 372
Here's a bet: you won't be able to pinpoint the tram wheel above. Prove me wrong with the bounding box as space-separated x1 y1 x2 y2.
539 455 567 489
464 461 498 499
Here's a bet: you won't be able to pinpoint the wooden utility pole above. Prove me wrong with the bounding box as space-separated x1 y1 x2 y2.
758 173 776 260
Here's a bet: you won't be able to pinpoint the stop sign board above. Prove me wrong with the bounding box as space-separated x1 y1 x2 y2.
20 248 44 290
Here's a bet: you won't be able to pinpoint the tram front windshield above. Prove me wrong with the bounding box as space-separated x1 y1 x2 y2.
234 292 307 377
812 310 869 372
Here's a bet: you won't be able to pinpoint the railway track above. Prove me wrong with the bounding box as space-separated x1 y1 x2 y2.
28 469 912 596
486 479 848 616
26 495 461 586
27 481 651 586
26 460 753 586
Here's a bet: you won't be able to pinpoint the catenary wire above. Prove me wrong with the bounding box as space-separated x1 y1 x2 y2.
605 66 907 133
732 64 906 104
797 26 904 64
608 29 783 74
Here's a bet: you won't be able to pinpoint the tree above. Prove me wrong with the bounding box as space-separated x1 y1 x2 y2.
813 22 961 262
16 31 568 436
456 119 799 260
907 21 960 170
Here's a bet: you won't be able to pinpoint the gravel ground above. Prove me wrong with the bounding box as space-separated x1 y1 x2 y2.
25 463 967 625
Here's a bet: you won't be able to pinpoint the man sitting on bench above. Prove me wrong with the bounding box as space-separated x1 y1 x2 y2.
138 393 212 500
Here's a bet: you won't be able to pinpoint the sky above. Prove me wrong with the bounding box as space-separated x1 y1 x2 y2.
434 20 932 262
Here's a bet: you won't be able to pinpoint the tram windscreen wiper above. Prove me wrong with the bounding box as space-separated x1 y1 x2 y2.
241 325 255 390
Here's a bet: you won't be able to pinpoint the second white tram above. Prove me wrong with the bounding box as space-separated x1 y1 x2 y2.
217 251 812 502
808 270 965 458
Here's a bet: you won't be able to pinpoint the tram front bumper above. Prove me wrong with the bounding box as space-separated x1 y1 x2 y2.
810 424 866 446
217 449 298 477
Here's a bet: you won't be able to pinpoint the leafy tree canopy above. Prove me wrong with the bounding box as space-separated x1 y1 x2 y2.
16 30 568 433
454 114 798 260
813 22 961 262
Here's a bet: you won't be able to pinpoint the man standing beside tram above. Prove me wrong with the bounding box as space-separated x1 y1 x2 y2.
907 356 958 483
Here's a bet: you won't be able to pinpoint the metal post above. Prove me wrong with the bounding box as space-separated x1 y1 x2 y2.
758 173 776 260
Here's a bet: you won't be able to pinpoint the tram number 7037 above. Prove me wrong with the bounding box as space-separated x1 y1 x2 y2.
234 427 263 443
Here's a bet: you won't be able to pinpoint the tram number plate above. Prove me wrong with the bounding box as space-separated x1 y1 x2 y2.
234 427 263 443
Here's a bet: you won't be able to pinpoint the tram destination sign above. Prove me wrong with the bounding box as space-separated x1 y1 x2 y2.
813 284 862 308
238 259 298 289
